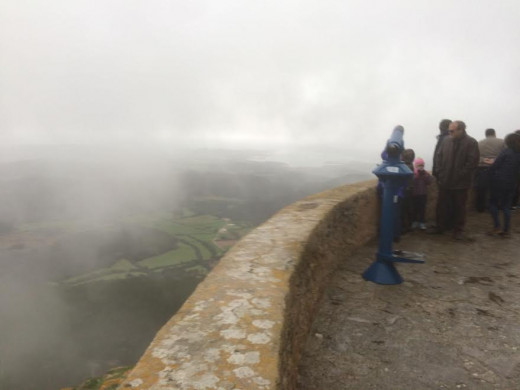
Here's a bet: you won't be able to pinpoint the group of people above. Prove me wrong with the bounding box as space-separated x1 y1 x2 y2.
431 120 520 240
387 119 520 241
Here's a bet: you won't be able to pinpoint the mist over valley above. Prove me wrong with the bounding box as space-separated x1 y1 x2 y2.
0 145 371 389
2 0 519 387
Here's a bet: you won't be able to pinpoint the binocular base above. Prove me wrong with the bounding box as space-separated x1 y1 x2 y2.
362 260 403 285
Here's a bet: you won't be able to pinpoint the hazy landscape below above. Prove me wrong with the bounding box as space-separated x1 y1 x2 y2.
0 145 373 389
2 0 518 387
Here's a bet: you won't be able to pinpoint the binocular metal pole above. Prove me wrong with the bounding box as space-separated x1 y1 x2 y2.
362 126 425 285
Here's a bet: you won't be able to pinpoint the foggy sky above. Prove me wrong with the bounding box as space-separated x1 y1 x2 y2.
1 0 520 164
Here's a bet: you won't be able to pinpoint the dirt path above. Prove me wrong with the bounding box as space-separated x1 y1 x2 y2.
298 211 520 390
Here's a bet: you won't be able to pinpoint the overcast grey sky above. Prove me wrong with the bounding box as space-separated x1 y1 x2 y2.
1 0 519 164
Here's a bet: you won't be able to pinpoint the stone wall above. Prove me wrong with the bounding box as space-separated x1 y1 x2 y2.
119 179 439 390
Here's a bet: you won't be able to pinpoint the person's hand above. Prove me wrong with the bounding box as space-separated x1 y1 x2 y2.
483 157 494 165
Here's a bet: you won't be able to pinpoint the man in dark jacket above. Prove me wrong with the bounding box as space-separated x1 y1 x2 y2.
432 119 452 179
434 120 479 240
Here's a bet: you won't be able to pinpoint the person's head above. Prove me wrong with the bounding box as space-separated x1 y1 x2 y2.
401 149 415 164
505 132 520 152
485 128 496 138
448 120 466 139
439 119 452 134
414 157 425 171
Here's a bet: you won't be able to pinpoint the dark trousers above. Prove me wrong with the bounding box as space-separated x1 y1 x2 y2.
437 187 469 233
474 167 490 212
412 194 427 223
489 187 514 232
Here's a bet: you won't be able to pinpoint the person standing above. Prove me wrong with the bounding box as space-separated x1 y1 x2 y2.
431 119 452 230
511 129 520 209
432 119 452 180
487 132 520 237
433 120 479 240
411 157 433 230
475 128 504 212
400 148 416 233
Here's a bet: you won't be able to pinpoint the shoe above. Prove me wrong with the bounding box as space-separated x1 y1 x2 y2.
419 223 427 230
487 227 501 236
499 231 511 238
453 232 475 242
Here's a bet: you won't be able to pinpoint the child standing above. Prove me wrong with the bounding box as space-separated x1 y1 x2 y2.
411 157 432 230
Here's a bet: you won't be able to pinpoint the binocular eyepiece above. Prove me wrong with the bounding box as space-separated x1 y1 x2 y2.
385 125 405 158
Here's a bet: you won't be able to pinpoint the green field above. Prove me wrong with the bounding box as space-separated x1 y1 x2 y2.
60 209 251 286
139 244 195 269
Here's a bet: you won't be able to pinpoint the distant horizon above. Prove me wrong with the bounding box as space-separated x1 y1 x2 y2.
0 142 385 169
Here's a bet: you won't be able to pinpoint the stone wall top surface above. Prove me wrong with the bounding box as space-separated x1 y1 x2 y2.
119 180 379 390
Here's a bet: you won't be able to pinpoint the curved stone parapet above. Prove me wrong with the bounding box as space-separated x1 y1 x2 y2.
120 180 380 390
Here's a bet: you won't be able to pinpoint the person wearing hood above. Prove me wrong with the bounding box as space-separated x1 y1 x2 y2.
487 132 520 238
401 148 416 233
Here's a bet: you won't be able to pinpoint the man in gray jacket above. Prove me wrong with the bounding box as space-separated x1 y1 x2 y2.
434 120 480 240
475 128 504 212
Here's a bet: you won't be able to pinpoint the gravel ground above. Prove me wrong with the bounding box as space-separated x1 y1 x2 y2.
298 211 520 390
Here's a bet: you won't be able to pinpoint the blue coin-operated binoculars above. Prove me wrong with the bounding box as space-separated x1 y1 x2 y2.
362 125 425 285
